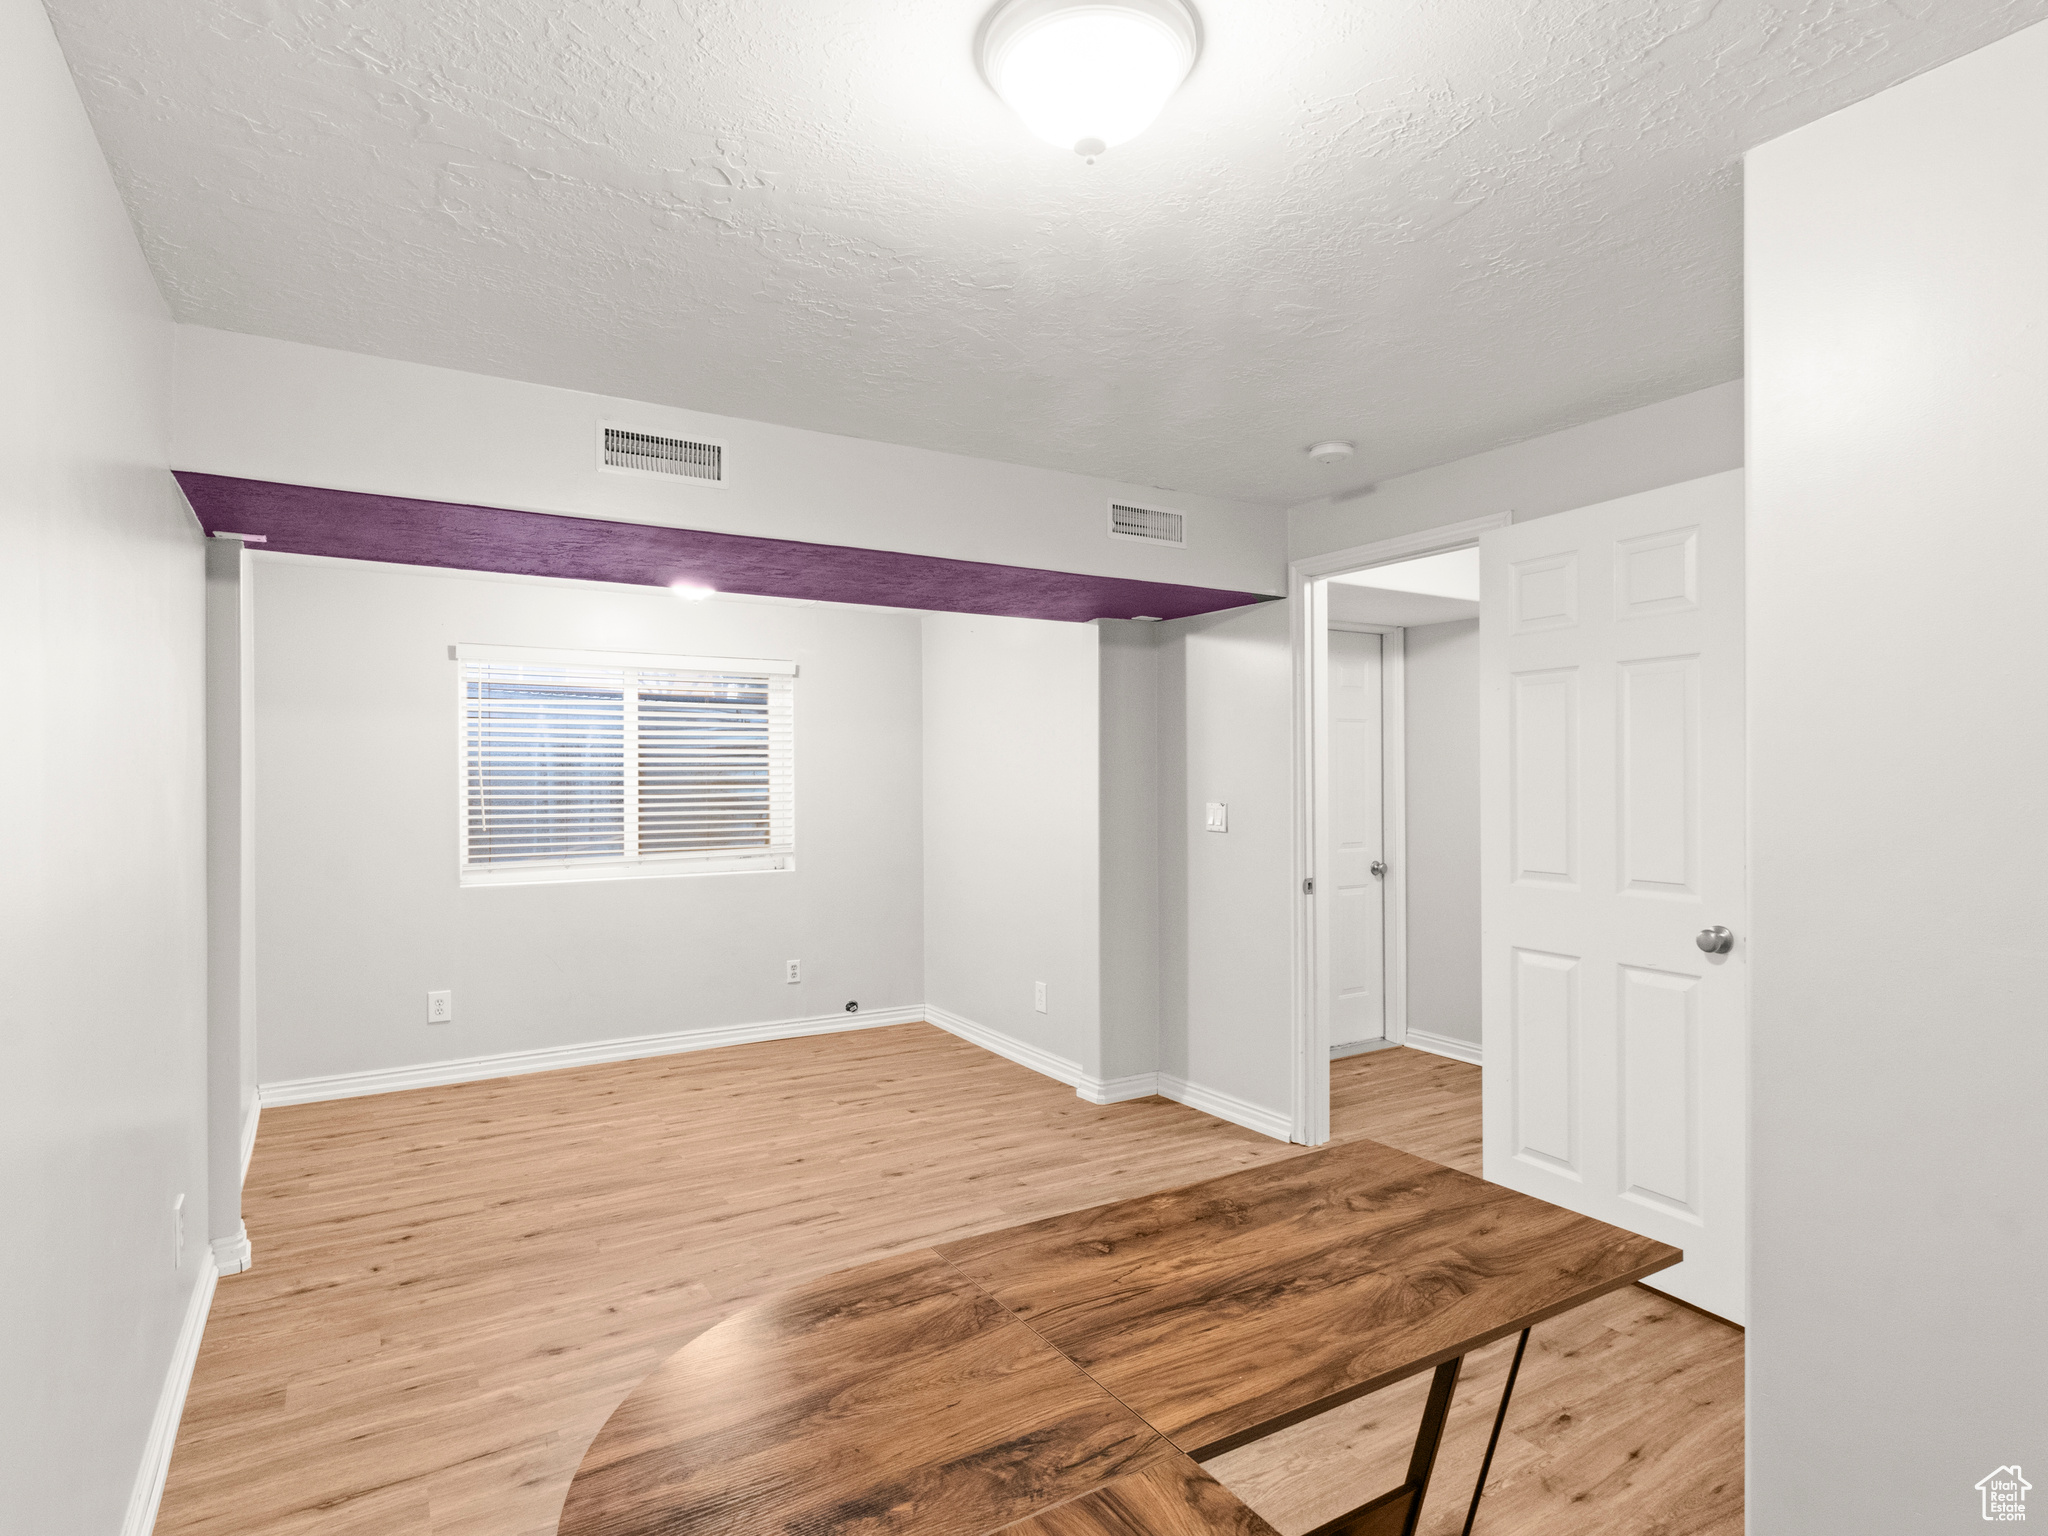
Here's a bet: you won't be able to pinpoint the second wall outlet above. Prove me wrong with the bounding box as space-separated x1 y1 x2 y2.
427 989 453 1024
786 959 801 984
1034 980 1047 1013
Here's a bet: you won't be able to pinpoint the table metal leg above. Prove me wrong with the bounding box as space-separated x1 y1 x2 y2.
1398 1355 1463 1536
1301 1355 1463 1536
1459 1327 1531 1536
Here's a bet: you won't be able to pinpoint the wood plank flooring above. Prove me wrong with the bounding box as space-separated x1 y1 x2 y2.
155 1027 1741 1536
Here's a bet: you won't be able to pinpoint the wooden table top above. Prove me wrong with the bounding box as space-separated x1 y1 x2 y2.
557 1137 1679 1536
937 1135 1678 1458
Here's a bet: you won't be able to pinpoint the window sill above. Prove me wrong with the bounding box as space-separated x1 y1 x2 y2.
460 853 795 888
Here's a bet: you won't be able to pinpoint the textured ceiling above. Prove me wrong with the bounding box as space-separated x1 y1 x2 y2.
47 0 2048 504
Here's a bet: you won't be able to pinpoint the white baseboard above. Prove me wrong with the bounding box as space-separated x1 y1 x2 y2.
258 1005 927 1107
1076 1071 1161 1105
923 1006 1084 1088
211 1224 252 1277
1331 1038 1399 1060
1403 1028 1483 1066
923 1008 1291 1142
122 1260 216 1536
1156 1073 1293 1142
238 1097 260 1184
256 1002 1299 1146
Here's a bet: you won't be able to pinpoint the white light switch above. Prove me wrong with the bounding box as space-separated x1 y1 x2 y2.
427 990 453 1024
1205 802 1228 833
1034 980 1047 1013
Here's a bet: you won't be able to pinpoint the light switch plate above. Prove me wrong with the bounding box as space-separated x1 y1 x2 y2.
1034 980 1047 1013
1204 802 1228 833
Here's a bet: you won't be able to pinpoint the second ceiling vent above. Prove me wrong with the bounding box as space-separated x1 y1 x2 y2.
1108 501 1185 547
601 425 725 486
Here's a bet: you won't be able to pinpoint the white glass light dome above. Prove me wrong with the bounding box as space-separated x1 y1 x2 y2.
981 0 1199 160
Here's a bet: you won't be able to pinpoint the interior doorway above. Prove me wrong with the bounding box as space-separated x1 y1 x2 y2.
1291 482 1748 1324
1288 514 1509 1147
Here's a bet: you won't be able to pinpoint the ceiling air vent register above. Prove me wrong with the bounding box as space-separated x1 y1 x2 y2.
600 425 724 486
1108 501 1185 547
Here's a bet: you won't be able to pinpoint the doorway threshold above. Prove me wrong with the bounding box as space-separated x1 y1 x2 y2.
1331 1038 1400 1060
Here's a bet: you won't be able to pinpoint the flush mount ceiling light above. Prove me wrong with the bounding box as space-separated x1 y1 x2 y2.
1307 440 1355 464
981 0 1199 161
670 582 715 600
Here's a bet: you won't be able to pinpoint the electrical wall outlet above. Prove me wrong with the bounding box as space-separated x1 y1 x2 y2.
172 1194 185 1271
785 959 801 984
427 989 453 1024
1034 980 1047 1013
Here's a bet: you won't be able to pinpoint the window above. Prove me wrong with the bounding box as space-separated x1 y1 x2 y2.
456 645 795 885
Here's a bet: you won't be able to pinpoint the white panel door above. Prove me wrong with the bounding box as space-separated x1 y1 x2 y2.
1480 470 1747 1322
1328 629 1386 1046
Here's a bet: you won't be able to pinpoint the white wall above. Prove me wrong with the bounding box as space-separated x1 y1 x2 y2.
0 0 210 1528
1290 380 1743 560
1747 23 2048 1532
204 538 257 1273
921 613 1103 1079
1157 602 1296 1129
1098 621 1163 1087
1402 620 1481 1050
172 327 1287 596
252 558 924 1089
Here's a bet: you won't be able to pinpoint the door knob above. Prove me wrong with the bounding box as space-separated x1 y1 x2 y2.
1370 861 1388 878
1696 926 1734 955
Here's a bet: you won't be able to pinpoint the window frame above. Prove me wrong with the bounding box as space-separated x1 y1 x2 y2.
453 643 796 888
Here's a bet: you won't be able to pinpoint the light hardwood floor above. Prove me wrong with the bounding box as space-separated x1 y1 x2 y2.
157 1026 1741 1536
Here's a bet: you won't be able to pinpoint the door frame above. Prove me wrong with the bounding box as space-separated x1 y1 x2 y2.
1288 512 1512 1145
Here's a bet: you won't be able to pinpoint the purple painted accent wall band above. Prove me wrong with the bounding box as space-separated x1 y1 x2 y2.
172 473 1276 624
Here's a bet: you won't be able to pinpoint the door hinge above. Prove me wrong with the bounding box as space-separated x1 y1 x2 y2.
1302 877 1315 895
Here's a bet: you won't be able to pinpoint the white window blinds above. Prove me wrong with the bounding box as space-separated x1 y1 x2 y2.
456 645 794 884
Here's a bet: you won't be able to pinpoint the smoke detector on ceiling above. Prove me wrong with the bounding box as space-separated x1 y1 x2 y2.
1307 441 1355 465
